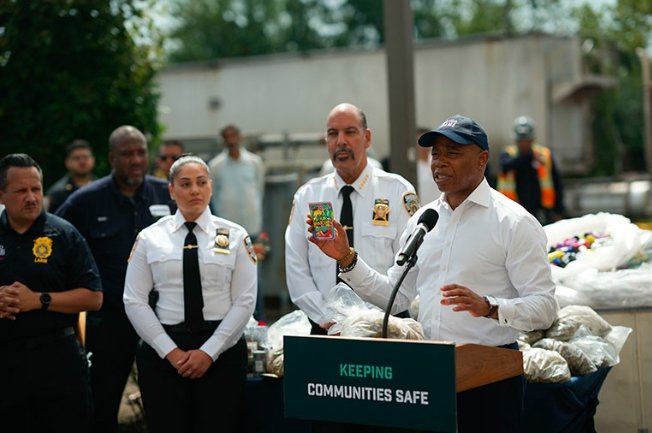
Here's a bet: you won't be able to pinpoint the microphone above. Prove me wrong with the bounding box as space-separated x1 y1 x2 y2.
396 209 439 266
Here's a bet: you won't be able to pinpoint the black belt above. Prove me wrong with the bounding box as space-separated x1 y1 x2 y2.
163 320 221 334
5 326 76 350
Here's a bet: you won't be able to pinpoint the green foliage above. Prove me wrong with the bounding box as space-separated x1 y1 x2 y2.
0 0 162 187
167 0 292 61
573 0 651 174
166 0 454 61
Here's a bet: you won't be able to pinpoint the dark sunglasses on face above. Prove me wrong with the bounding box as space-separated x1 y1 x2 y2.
159 155 180 161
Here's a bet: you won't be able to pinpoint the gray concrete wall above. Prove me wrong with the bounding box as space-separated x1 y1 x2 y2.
157 33 596 174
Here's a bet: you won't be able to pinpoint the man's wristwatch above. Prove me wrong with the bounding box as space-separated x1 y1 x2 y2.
483 296 498 318
40 292 52 311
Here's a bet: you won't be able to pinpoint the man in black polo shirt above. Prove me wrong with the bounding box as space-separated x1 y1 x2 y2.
0 153 103 433
57 125 174 433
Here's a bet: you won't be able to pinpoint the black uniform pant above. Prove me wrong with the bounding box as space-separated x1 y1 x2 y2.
86 309 140 433
0 329 92 433
136 329 247 433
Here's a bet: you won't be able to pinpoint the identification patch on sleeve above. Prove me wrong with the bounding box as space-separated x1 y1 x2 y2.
402 192 420 216
244 235 257 264
128 235 140 263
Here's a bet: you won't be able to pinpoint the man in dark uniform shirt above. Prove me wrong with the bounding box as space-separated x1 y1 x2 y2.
0 153 103 433
45 139 96 213
57 125 174 433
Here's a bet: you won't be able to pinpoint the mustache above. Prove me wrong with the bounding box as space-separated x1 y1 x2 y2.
333 147 355 159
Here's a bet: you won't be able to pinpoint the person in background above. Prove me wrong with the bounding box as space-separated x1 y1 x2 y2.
56 125 174 433
416 126 441 204
285 102 419 336
497 115 565 225
45 139 96 213
152 140 185 180
124 154 256 433
0 153 103 433
309 114 557 433
208 124 267 320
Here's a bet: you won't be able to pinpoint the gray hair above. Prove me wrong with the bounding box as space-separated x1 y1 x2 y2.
168 154 210 184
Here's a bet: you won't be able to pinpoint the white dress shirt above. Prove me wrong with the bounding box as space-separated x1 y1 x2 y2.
124 207 257 360
208 148 265 235
285 163 418 324
340 178 558 346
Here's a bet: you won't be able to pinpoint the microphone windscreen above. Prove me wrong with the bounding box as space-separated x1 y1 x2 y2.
418 209 439 231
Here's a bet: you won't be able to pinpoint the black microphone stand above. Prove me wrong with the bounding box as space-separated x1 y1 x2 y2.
381 253 418 338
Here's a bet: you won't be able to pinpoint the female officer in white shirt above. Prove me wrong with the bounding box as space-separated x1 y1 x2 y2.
124 154 257 433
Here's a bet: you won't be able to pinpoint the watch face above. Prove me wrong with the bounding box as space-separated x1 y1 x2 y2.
40 292 51 310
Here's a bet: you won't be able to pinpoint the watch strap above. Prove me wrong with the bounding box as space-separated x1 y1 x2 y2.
483 296 498 318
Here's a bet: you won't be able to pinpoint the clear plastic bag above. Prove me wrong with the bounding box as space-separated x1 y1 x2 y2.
338 309 425 340
545 305 612 340
533 338 596 376
544 212 644 272
325 283 424 340
545 213 652 308
519 305 633 382
263 309 311 377
523 347 571 383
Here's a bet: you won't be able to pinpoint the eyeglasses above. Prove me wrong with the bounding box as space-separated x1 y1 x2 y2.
159 155 180 161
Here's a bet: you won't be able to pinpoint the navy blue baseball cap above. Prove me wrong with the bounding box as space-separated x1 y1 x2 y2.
418 114 489 151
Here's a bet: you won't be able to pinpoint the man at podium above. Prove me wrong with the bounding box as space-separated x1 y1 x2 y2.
308 115 558 433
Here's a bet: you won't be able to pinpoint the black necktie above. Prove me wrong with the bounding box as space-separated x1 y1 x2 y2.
340 185 355 247
183 222 204 331
337 185 355 284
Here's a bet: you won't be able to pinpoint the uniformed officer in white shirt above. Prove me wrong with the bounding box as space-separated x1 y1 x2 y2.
123 155 257 433
308 114 558 433
285 102 419 335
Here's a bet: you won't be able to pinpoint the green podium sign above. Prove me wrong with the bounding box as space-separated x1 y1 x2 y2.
284 335 457 432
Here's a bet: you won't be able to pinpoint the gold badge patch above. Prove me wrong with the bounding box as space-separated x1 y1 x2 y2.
402 192 420 217
214 228 231 254
244 235 257 264
372 198 390 226
33 236 53 263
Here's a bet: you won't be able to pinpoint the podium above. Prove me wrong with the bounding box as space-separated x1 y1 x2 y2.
283 335 523 432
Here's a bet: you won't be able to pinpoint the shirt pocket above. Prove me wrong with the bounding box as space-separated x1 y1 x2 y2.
87 223 122 260
202 248 236 290
146 247 181 284
360 222 398 272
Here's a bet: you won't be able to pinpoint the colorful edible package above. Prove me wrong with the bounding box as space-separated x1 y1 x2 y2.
309 201 335 240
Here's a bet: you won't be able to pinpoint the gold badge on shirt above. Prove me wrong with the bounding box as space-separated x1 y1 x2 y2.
372 198 390 226
214 228 231 254
33 236 53 263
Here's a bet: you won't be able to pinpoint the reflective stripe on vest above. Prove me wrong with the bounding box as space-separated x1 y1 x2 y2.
497 144 556 209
